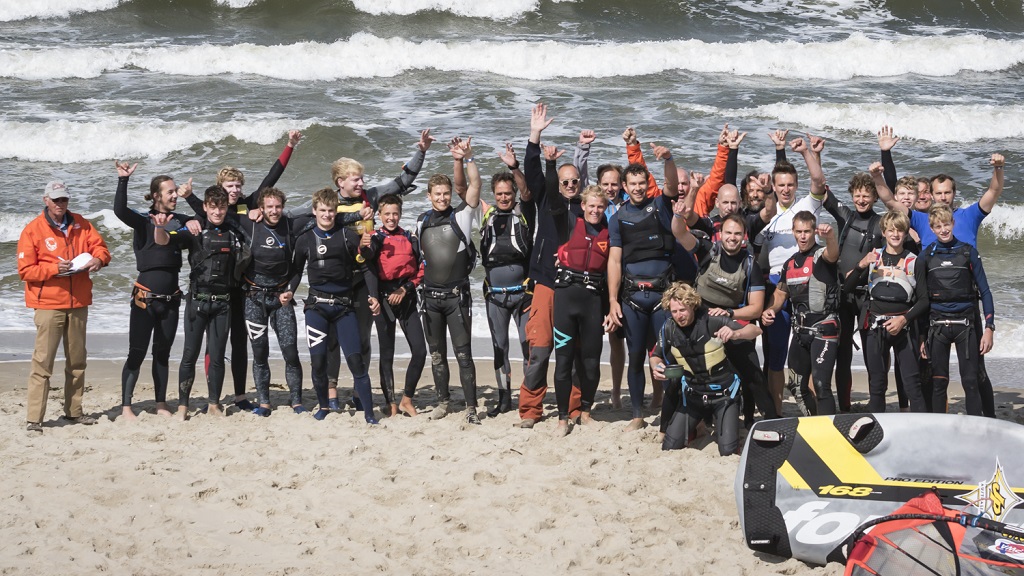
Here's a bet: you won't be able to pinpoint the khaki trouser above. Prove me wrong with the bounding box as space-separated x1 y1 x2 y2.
27 308 89 424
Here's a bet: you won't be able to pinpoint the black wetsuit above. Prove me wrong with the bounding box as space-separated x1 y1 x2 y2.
652 309 745 456
291 222 378 423
417 202 480 415
167 221 248 409
114 175 189 408
238 216 303 411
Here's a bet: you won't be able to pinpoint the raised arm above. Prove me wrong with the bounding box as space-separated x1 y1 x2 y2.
670 193 696 252
624 127 662 197
113 161 146 228
499 143 530 201
769 129 789 166
574 129 595 187
246 129 303 209
693 125 733 217
869 161 906 214
652 144 679 199
794 135 826 198
450 136 469 200
458 138 482 209
525 103 553 199
978 153 1005 214
819 223 839 263
366 129 434 205
877 125 900 192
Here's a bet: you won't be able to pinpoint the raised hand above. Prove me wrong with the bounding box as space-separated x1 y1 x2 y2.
176 178 193 198
689 171 706 192
288 130 302 147
499 142 518 168
448 137 466 160
622 127 638 145
578 129 596 145
651 143 672 161
456 136 473 159
789 137 808 154
543 145 564 161
877 125 900 152
868 161 884 177
150 212 171 228
816 223 834 239
727 129 747 150
769 129 789 150
115 160 138 178
718 123 730 147
417 128 435 152
809 134 825 154
531 103 554 136
991 153 1005 168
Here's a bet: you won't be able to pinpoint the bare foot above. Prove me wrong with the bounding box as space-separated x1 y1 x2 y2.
388 403 399 418
207 403 225 417
624 418 647 431
175 406 189 421
555 419 572 437
578 412 603 430
399 397 418 417
155 402 173 417
120 406 137 421
658 432 665 443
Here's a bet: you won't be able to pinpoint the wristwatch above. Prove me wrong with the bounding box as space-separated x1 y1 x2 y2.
986 323 995 331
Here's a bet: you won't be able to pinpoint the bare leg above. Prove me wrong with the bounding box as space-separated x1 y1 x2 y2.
120 406 137 421
768 369 784 415
399 395 418 417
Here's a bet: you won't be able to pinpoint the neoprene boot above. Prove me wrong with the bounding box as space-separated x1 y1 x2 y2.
487 388 513 417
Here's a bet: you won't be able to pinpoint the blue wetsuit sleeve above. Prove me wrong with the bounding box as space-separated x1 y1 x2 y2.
881 149 897 193
608 213 622 248
970 247 995 325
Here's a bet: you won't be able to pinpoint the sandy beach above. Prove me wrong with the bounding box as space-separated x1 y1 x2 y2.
4 352 1023 575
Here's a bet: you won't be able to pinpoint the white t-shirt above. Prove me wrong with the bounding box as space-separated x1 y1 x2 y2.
754 193 824 276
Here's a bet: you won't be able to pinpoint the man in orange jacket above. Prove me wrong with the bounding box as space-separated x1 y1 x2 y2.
18 181 111 433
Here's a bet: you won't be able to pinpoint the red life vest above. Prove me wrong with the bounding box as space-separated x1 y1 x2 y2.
556 217 609 274
374 227 419 282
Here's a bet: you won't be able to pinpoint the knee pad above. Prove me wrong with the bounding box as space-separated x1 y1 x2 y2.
345 353 367 376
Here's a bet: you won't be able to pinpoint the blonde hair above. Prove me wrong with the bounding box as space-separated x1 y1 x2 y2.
330 158 364 185
928 203 953 229
216 167 245 186
880 209 909 234
580 185 609 206
660 281 702 311
312 187 339 210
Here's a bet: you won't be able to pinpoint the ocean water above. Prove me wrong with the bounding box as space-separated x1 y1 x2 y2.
1 0 1023 370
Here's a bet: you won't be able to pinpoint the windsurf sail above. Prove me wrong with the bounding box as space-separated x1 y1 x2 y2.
844 490 1024 575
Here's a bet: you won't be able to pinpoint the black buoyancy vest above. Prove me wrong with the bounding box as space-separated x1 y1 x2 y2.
696 243 753 309
190 228 247 294
417 208 477 287
783 247 839 315
924 242 975 303
556 217 609 274
618 199 675 264
867 249 917 304
659 311 735 389
838 211 882 276
480 207 531 268
306 227 355 285
248 219 292 282
138 213 186 272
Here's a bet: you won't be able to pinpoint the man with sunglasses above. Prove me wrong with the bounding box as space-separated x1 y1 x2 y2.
19 181 111 433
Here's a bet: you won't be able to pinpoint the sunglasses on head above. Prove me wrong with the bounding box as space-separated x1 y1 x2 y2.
560 178 580 187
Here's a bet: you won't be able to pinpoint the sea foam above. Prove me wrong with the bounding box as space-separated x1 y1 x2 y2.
0 117 318 163
0 0 120 22
1 32 1022 81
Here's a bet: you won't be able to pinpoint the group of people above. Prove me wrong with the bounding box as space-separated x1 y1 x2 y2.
18 105 1004 456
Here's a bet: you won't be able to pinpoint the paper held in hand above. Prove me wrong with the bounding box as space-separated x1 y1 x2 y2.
57 253 95 276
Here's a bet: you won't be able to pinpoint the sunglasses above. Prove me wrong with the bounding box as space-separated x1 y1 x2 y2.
49 197 69 203
560 178 580 187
